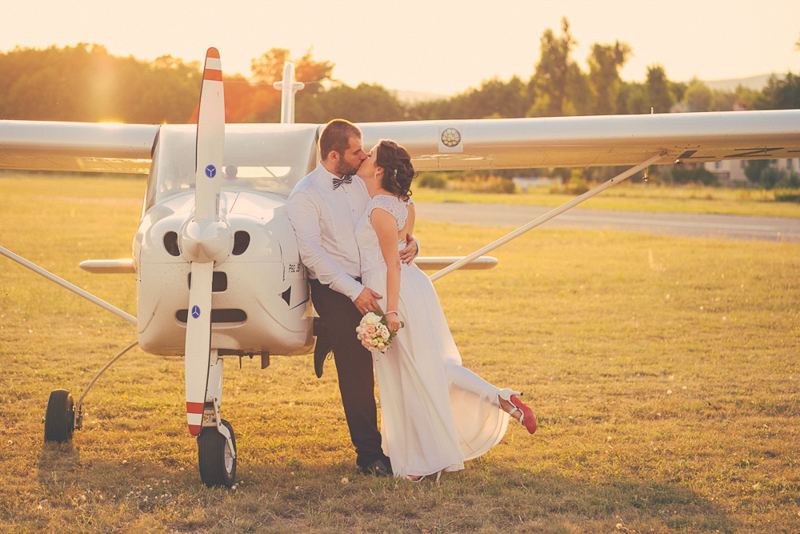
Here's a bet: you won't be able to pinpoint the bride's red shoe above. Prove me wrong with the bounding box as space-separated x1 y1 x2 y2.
499 389 537 434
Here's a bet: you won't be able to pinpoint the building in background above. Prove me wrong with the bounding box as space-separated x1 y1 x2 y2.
705 158 800 187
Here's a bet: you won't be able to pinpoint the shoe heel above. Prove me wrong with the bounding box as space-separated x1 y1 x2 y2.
498 388 522 403
499 388 537 435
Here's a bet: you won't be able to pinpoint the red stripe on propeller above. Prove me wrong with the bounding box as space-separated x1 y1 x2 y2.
204 69 223 82
186 401 205 414
203 48 222 81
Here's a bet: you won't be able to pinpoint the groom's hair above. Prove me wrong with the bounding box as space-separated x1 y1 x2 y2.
319 119 361 161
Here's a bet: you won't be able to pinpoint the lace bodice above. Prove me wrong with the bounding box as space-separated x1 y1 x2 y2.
368 194 410 229
355 195 412 276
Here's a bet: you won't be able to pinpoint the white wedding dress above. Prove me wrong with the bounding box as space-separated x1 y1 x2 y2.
355 195 510 478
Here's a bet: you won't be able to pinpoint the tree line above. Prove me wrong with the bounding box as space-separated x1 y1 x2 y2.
2 22 798 190
2 19 798 125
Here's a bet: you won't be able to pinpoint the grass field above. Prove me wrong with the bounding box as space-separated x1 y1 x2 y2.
1 175 798 533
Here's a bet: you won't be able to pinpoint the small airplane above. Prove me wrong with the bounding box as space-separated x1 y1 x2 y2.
1 48 799 488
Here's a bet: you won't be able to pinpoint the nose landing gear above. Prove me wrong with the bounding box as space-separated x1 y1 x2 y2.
198 419 237 487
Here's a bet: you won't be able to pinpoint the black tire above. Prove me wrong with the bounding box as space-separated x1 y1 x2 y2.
197 419 236 488
44 390 75 443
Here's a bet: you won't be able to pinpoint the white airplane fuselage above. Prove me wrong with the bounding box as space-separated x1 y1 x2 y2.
134 123 320 357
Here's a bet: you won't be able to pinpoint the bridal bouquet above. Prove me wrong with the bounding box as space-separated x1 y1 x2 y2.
356 311 403 353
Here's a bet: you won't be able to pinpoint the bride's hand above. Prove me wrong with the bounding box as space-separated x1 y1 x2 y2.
386 312 401 333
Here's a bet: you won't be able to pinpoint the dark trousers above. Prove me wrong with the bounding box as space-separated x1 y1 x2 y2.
310 278 386 467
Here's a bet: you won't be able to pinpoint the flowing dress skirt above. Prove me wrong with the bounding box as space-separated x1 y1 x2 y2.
363 262 510 478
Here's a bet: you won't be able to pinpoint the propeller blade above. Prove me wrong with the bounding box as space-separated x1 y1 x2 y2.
184 47 226 436
195 47 225 222
185 261 214 435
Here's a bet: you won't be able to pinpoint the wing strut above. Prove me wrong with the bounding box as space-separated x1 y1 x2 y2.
0 245 137 324
428 152 665 282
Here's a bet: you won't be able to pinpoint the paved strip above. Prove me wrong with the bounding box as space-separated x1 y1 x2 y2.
416 203 800 243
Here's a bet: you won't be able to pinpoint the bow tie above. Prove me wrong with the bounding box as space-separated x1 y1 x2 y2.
332 175 353 190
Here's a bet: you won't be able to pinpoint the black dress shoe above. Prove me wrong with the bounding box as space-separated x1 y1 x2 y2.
313 318 332 378
358 458 392 477
313 339 331 378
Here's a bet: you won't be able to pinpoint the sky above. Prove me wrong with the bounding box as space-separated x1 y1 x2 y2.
3 0 799 97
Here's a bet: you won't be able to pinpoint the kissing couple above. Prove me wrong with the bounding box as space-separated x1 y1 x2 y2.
287 119 536 481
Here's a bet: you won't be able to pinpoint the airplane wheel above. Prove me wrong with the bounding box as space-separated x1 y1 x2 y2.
44 390 75 443
197 419 236 488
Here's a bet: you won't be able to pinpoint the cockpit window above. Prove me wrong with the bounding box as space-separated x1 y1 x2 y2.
144 124 318 213
227 164 292 181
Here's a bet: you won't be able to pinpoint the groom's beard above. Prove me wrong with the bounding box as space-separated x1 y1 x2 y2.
335 159 361 177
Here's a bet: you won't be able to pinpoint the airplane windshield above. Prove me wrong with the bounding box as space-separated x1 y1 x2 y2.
145 123 318 212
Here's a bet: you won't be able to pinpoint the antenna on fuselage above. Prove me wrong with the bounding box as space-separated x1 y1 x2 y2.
273 63 305 124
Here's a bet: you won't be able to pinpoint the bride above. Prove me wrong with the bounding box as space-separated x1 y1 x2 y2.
354 139 537 480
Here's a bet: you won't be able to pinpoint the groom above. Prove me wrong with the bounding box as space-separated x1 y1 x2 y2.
286 119 418 476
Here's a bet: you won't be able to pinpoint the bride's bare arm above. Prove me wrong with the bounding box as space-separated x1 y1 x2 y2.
398 202 417 264
371 208 402 332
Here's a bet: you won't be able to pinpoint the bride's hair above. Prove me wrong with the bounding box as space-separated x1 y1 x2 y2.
375 140 415 200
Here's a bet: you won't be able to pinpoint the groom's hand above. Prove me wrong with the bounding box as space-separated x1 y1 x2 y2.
354 287 383 315
399 233 418 265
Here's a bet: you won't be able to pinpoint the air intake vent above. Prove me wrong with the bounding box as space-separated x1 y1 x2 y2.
232 231 250 255
163 231 180 256
188 272 228 292
175 308 247 324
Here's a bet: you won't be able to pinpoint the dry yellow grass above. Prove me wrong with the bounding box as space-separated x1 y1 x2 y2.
0 175 798 533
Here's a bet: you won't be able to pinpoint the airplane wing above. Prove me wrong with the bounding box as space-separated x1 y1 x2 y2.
2 109 799 175
357 109 800 171
77 257 500 273
412 256 497 270
0 120 158 173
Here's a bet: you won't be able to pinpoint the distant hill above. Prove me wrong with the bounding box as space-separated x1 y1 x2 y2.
701 73 786 91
